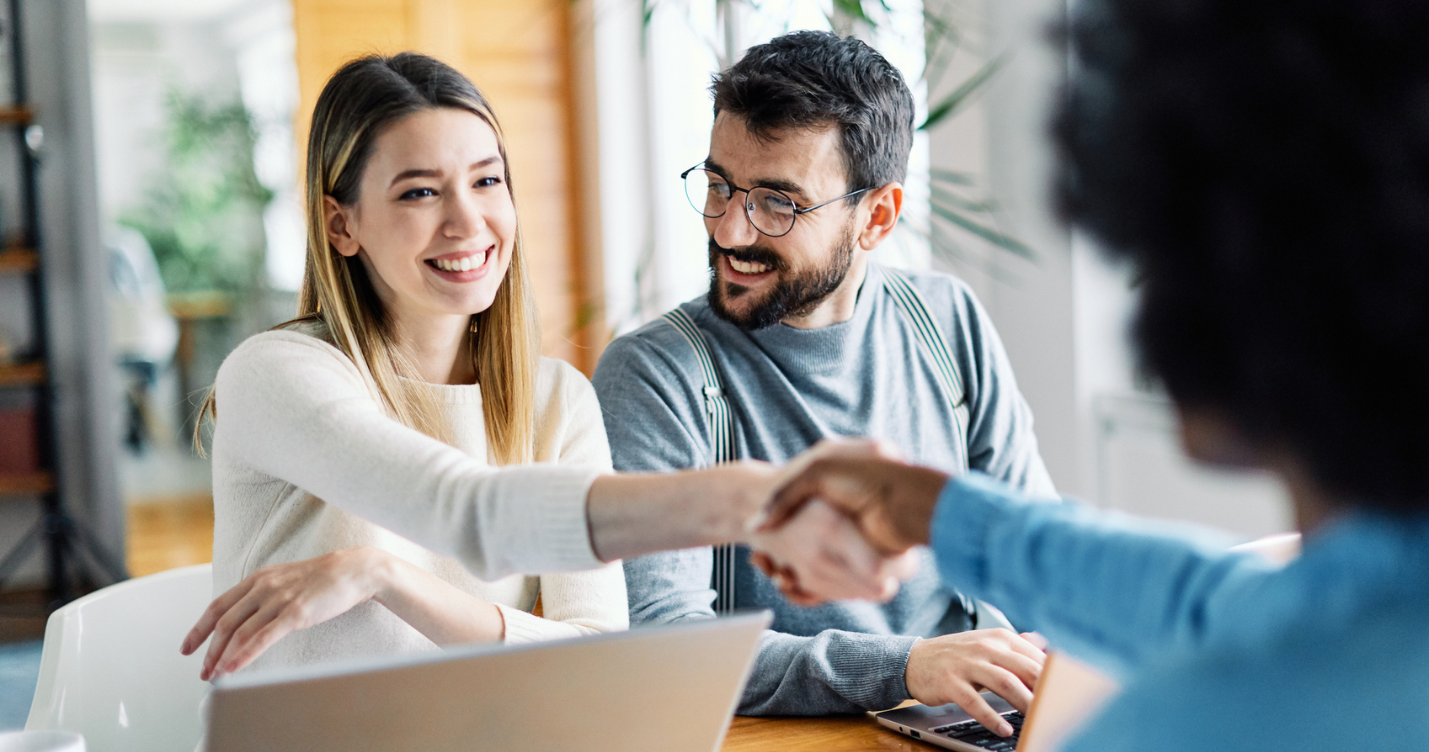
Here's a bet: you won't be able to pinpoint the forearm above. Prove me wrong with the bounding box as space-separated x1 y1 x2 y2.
371 552 505 646
930 473 1263 671
738 630 917 716
587 464 772 562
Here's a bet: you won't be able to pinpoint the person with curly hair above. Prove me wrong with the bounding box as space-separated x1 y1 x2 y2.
762 0 1429 748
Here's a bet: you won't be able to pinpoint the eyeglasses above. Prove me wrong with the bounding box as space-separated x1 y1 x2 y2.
681 164 871 238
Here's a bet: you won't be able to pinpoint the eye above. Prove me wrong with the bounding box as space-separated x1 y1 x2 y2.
399 187 437 200
475 176 503 188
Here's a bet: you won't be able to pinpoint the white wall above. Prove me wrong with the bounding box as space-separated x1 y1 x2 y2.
930 0 1291 538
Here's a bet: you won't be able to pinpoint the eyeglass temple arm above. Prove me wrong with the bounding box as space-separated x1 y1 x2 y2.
794 186 873 215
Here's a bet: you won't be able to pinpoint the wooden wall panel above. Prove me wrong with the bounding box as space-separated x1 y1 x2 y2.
290 0 597 371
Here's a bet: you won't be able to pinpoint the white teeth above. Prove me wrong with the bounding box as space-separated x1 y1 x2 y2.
730 258 770 275
433 253 486 273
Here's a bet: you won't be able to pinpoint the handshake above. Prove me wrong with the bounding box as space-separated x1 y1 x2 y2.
742 438 954 606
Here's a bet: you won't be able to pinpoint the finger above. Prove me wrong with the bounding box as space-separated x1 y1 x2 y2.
974 665 1035 715
758 466 828 531
1002 632 1049 664
182 579 256 655
993 652 1045 692
214 605 301 677
950 686 1015 738
1020 631 1049 651
750 551 778 579
202 589 269 681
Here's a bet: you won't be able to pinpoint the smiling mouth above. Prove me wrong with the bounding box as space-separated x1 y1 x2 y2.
427 249 488 273
728 257 773 275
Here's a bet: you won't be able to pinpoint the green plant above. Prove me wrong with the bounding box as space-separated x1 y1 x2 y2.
120 90 273 293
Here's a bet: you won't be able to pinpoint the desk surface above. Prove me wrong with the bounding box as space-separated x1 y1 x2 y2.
721 714 930 751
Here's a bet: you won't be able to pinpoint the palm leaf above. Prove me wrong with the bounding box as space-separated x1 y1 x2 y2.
920 54 1005 131
929 199 1036 259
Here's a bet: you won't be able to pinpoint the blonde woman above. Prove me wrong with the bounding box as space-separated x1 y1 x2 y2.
180 53 897 680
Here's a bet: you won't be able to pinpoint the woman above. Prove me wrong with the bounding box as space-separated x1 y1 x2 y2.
761 0 1429 748
180 53 898 680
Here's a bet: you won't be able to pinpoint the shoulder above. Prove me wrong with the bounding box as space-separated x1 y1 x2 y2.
876 264 985 323
217 328 364 392
535 356 598 408
593 302 710 395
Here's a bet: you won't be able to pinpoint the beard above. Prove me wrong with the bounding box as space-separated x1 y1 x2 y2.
706 224 858 331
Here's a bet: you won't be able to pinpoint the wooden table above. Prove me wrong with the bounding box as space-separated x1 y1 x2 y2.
721 714 932 751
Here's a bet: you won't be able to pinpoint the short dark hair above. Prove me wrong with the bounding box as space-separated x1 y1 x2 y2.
1056 0 1429 512
712 30 914 197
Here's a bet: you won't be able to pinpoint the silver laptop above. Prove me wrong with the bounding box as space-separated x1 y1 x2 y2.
875 652 1122 752
206 611 772 752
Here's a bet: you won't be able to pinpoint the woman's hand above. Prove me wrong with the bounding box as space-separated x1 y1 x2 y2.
181 547 396 680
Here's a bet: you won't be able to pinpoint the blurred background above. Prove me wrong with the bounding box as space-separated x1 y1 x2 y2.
0 0 1291 722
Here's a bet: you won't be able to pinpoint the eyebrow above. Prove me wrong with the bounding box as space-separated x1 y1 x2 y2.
703 158 808 199
389 156 503 187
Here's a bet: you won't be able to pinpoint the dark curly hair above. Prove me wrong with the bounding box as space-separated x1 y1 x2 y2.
712 30 914 198
1056 0 1429 512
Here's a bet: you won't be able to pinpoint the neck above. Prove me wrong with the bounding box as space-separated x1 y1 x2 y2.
780 256 870 330
392 310 476 385
1277 456 1344 538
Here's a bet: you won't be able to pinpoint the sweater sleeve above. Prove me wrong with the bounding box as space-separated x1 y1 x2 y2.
505 365 629 643
213 331 604 581
941 278 1058 500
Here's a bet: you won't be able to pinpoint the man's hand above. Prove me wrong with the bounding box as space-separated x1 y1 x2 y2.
761 440 952 554
905 629 1048 737
748 500 920 605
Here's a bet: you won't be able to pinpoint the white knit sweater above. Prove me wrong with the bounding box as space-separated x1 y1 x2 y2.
210 328 627 672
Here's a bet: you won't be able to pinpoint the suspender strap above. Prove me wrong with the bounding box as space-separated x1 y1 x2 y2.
882 268 971 472
663 269 972 617
662 309 738 614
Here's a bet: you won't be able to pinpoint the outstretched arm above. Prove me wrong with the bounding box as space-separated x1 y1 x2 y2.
762 443 1271 673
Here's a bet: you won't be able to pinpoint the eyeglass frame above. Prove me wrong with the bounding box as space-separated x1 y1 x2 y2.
680 163 872 238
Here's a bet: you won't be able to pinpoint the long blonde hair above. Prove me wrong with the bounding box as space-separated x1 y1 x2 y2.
197 52 538 464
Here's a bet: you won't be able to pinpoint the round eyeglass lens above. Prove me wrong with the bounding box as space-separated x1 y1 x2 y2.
747 188 797 236
684 169 731 218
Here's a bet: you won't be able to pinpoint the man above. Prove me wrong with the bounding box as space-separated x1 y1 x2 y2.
760 0 1429 748
592 31 1056 716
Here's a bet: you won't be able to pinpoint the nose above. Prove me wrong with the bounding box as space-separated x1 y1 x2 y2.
444 188 487 239
710 194 759 249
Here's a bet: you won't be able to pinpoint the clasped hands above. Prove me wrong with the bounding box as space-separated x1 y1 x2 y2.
746 437 951 606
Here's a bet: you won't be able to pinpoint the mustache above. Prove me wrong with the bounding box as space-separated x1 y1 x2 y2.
707 239 784 272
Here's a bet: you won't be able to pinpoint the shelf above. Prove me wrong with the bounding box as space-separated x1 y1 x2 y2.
0 361 44 387
0 247 38 274
0 106 31 125
0 472 53 497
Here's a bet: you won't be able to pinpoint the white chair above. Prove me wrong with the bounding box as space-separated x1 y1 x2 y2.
26 564 213 752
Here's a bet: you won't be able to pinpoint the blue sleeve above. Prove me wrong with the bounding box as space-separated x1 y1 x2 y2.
594 330 919 715
928 473 1272 675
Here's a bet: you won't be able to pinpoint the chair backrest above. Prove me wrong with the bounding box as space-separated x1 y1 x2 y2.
27 563 213 752
1231 532 1302 565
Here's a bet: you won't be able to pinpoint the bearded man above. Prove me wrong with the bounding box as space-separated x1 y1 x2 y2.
591 30 1057 716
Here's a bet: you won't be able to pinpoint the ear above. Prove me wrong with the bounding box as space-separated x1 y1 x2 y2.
856 183 902 251
323 195 361 258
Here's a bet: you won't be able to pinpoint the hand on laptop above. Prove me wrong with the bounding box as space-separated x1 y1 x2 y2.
906 629 1047 737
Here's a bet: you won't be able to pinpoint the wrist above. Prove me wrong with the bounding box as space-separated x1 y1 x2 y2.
362 548 403 606
892 466 951 546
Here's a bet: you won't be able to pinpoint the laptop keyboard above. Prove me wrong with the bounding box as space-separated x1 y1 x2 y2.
930 711 1025 751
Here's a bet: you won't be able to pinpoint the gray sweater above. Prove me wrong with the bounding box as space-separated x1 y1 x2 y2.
591 263 1057 715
